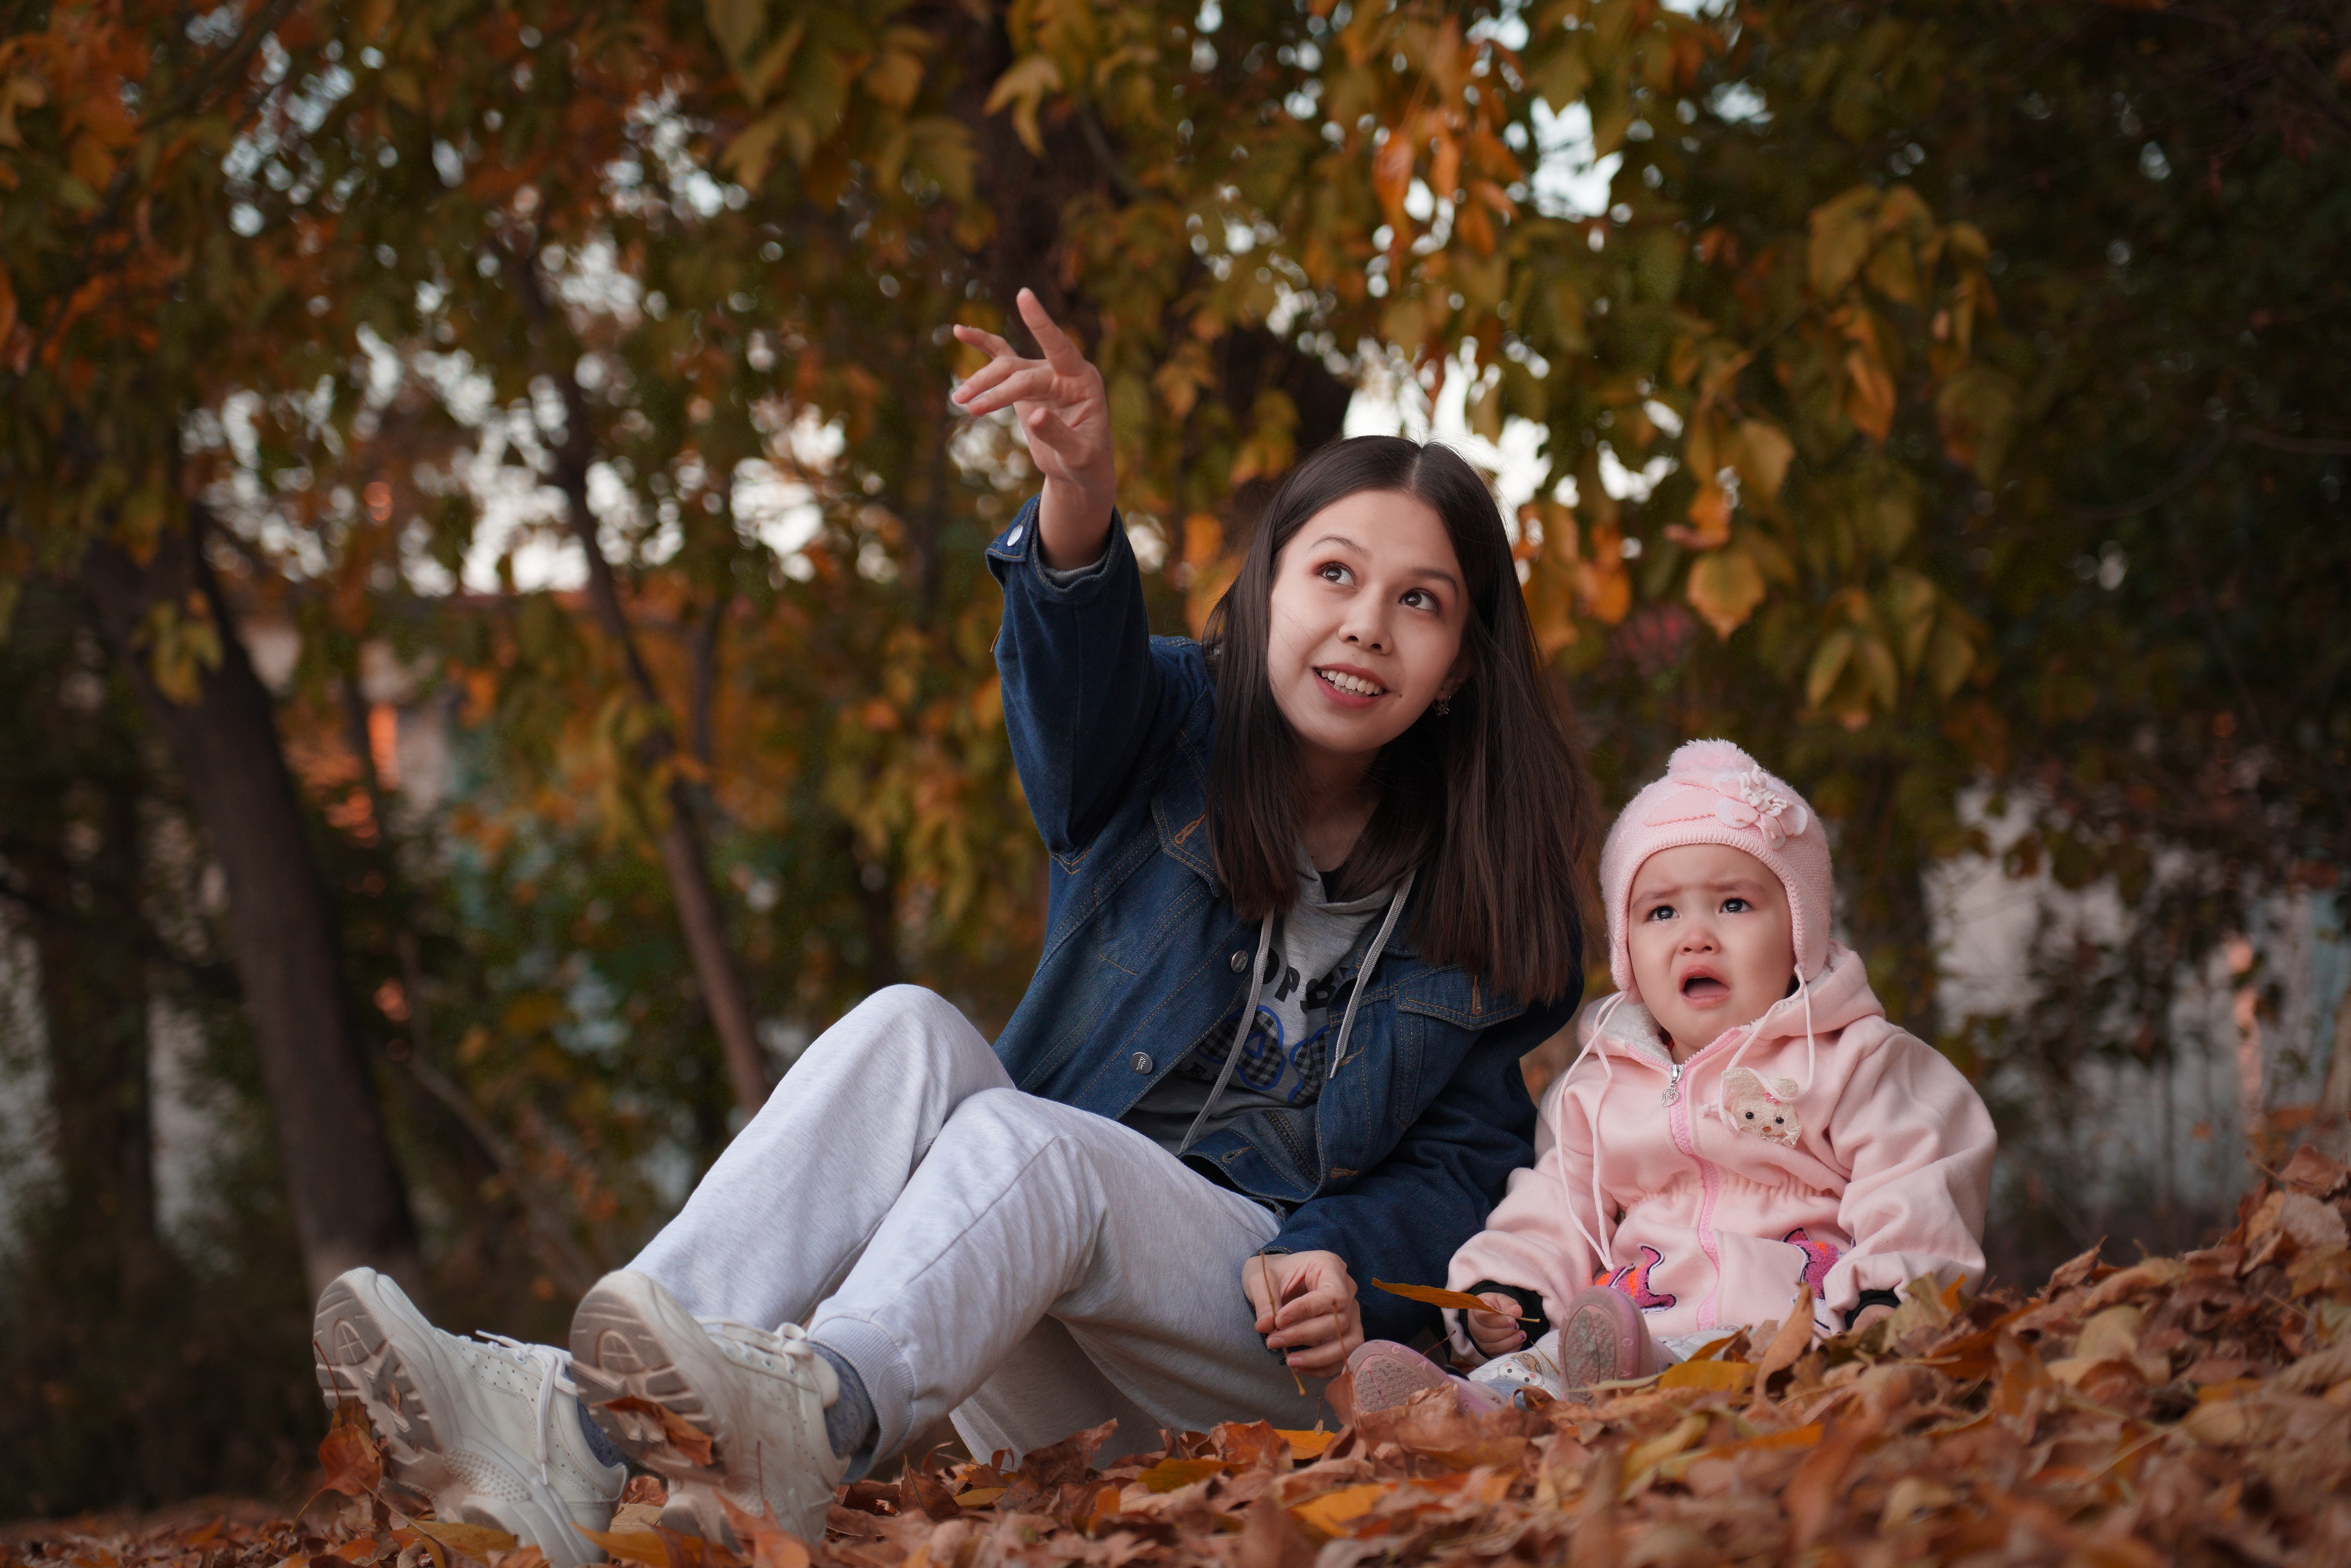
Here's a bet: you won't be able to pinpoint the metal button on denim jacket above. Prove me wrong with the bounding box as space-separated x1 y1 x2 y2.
984 501 1581 1344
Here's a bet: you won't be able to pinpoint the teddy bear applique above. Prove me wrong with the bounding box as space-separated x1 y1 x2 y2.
1721 1067 1803 1147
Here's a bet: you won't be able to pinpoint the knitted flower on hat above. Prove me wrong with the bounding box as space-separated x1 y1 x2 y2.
1598 739 1835 1003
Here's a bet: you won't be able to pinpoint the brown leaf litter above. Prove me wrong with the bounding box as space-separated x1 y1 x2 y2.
10 1155 2351 1568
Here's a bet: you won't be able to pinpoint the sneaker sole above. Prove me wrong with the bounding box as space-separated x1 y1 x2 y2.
314 1269 451 1463
313 1269 605 1568
1557 1293 1644 1388
1348 1347 1453 1414
568 1278 730 1484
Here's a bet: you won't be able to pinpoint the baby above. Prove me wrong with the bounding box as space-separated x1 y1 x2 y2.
1349 740 1996 1411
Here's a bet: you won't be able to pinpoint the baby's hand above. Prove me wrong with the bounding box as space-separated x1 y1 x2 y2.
1466 1292 1528 1357
1851 1302 1895 1332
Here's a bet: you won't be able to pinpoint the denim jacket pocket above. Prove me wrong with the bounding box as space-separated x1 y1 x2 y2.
1389 974 1528 1131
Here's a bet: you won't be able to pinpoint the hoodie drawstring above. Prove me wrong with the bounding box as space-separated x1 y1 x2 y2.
1705 960 1823 1124
1328 869 1414 1077
1548 992 1627 1276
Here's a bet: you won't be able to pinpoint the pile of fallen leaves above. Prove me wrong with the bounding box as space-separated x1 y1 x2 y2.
11 1151 2350 1568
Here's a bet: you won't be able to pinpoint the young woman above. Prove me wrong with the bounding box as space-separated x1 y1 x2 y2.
310 292 1596 1560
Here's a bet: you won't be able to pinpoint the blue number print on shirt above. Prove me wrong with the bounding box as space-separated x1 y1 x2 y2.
1237 1006 1286 1090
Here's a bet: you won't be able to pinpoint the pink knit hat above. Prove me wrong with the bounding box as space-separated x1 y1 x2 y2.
1599 739 1833 1002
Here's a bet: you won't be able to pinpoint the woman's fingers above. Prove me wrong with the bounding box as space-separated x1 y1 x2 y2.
950 356 1048 409
1015 287 1088 372
1284 1336 1353 1375
959 369 1063 416
950 322 1017 359
1023 405 1094 468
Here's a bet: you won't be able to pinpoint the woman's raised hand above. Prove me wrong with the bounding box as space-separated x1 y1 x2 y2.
952 289 1116 571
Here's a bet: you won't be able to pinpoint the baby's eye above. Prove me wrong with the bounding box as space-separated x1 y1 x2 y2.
1643 904 1676 922
1318 562 1354 586
1721 897 1752 914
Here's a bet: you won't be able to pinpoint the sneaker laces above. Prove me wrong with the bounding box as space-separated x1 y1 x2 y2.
693 1315 821 1382
478 1333 581 1490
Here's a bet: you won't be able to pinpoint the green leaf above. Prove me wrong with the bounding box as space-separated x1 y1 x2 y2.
1686 544 1766 638
1883 567 1938 672
1806 626 1854 708
738 16 807 107
1528 36 1592 112
1806 186 1877 299
984 54 1064 157
1925 616 1976 698
705 0 766 71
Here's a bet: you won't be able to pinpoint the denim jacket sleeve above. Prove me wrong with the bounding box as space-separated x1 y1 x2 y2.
1270 993 1577 1344
988 501 1203 857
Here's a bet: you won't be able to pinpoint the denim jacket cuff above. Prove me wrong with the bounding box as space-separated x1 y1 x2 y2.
985 498 1133 605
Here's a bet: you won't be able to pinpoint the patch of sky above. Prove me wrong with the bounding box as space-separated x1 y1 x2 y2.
556 954 628 1058
1527 100 1617 219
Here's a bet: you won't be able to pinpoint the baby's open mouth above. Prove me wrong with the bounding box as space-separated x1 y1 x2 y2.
1317 668 1386 697
1681 973 1729 1001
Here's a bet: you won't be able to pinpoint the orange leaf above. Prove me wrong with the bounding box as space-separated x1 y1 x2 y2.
714 1494 807 1568
1288 1482 1393 1538
1657 1359 1754 1393
410 1521 521 1565
318 1399 384 1498
601 1396 718 1467
1371 1280 1536 1318
1752 1284 1817 1388
1276 1427 1335 1460
1137 1457 1230 1493
1373 119 1416 228
1843 344 1895 442
575 1529 674 1568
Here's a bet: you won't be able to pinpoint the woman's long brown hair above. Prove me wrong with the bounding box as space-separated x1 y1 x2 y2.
1202 436 1597 1003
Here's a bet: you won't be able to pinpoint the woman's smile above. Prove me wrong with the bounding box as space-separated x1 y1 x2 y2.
1314 664 1389 705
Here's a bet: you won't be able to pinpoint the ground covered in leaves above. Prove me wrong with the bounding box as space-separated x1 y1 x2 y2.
12 1152 2351 1568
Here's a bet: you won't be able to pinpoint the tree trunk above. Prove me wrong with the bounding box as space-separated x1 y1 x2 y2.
79 519 423 1301
528 318 770 1113
2315 977 2351 1160
1842 759 1942 1039
500 236 768 1111
29 772 157 1280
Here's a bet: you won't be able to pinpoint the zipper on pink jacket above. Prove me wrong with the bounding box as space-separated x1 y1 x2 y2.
1653 1032 1740 1329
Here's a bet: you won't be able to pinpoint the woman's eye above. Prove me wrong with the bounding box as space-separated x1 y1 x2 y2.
1400 587 1435 611
1318 562 1354 585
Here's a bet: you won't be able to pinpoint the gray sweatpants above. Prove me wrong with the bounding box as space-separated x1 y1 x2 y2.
628 985 1324 1465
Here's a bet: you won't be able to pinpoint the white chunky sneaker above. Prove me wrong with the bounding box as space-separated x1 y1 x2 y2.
569 1270 846 1546
313 1268 623 1568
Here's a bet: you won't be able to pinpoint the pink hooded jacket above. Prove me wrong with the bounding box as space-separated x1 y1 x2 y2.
1446 943 1995 1342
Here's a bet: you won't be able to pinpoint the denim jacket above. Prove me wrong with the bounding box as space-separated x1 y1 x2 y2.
986 502 1582 1343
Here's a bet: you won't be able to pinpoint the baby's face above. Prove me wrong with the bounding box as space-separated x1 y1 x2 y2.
1625 843 1797 1057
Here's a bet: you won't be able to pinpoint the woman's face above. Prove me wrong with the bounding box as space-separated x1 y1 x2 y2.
1263 489 1471 771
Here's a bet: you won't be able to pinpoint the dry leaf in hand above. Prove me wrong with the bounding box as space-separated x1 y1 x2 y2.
1370 1280 1536 1318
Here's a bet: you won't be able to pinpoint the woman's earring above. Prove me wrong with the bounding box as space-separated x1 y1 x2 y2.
1435 694 1452 717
